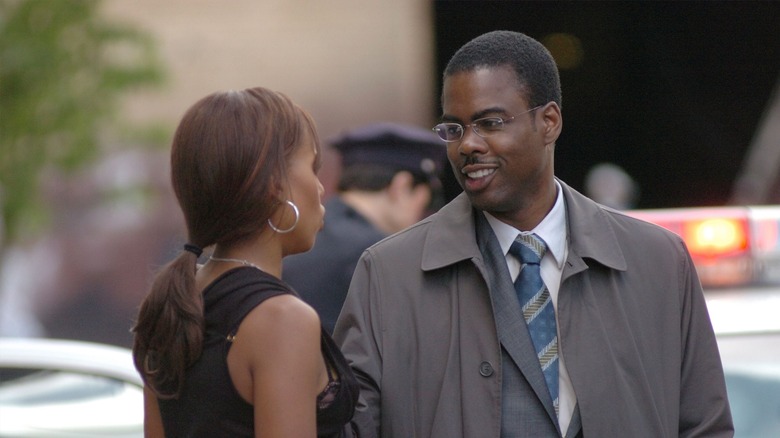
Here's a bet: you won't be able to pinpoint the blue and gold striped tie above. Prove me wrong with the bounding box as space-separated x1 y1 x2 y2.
509 233 559 415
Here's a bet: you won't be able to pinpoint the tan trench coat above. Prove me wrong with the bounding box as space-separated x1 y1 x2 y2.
334 180 733 438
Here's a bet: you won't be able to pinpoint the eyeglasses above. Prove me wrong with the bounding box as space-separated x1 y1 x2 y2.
432 105 543 143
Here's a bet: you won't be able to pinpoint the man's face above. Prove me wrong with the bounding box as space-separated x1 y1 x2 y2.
441 66 558 227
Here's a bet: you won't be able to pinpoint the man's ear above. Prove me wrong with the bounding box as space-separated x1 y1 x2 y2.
387 171 415 200
541 102 562 145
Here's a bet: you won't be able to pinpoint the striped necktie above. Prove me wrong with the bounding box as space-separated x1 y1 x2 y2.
509 233 559 415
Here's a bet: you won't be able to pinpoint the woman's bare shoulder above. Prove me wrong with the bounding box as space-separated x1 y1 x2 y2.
235 294 321 356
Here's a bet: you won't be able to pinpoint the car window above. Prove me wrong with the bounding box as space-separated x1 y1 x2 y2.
717 333 780 438
0 367 143 437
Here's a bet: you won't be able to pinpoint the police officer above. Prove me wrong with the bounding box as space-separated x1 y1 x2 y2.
283 122 447 333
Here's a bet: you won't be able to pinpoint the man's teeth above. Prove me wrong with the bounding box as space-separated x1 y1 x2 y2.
466 169 494 179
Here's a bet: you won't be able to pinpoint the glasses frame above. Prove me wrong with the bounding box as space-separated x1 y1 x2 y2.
432 104 544 143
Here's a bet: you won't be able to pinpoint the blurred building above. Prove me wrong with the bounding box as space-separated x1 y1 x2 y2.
1 1 439 347
103 0 438 198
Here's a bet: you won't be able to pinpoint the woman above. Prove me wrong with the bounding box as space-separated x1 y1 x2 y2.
132 87 359 437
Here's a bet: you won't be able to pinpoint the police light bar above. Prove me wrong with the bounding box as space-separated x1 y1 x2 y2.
625 206 780 287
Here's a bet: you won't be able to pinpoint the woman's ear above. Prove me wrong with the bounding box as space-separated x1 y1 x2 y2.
269 177 287 203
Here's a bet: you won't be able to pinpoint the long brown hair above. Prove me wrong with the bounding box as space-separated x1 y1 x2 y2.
132 87 319 398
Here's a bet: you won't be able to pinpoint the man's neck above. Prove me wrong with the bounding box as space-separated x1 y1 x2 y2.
340 191 394 234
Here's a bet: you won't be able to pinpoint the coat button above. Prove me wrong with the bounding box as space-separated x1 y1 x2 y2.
479 361 494 377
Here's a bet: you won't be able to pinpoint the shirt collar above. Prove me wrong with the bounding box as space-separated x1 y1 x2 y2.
483 180 567 269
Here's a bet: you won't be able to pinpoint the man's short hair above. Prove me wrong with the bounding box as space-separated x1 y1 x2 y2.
338 165 429 192
443 30 562 109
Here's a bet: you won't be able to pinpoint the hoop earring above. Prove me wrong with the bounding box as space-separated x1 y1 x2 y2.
267 200 299 234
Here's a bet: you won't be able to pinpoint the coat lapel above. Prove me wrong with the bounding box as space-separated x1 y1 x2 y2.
421 190 592 430
564 402 582 438
474 212 559 424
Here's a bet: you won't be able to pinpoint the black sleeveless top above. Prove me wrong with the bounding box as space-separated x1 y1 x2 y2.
158 267 359 437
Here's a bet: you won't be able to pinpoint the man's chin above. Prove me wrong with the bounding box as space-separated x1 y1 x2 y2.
465 192 494 212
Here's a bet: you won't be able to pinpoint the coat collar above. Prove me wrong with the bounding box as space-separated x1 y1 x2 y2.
421 179 627 272
559 179 627 272
421 192 479 271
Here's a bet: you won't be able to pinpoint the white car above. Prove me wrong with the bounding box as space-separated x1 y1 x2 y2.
0 337 143 437
2 205 779 436
708 287 780 437
629 206 780 437
1 314 777 437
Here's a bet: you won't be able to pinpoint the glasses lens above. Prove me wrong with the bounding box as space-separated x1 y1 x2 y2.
473 118 504 136
433 123 463 142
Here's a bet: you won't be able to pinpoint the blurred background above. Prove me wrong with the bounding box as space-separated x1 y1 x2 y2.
1 0 779 348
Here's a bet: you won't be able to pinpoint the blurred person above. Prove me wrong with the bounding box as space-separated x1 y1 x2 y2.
0 244 49 338
0 150 182 345
583 162 639 210
335 31 732 437
283 123 446 333
132 87 359 437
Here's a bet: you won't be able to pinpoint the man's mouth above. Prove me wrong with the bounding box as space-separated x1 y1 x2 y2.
464 168 496 179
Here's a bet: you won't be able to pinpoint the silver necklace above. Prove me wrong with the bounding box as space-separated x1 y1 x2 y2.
208 256 262 271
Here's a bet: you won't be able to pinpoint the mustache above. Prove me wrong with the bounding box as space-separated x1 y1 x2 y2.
464 155 481 166
461 155 497 166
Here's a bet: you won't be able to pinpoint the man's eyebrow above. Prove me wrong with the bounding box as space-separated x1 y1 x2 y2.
440 106 509 123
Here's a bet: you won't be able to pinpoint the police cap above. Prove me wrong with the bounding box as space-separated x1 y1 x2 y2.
331 122 447 177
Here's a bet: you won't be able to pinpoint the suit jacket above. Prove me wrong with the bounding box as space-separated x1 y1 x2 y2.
284 196 386 333
473 210 578 437
334 180 733 438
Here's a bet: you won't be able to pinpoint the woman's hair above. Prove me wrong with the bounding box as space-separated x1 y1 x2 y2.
132 87 319 398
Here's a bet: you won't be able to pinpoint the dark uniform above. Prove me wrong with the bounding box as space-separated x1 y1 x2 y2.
283 197 384 333
283 123 446 333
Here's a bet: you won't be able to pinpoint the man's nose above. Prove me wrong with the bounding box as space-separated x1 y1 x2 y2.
458 126 488 155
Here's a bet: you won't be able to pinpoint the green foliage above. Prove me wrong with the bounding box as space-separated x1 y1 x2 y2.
0 0 165 245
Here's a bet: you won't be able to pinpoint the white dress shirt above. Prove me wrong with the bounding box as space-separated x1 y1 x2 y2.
483 180 576 435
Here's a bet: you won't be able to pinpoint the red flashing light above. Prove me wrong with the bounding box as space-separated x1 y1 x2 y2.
683 218 749 257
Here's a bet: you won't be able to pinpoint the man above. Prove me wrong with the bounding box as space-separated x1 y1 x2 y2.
584 162 639 210
283 123 446 333
334 31 733 437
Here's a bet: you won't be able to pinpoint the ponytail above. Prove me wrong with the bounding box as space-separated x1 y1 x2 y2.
131 87 314 398
132 245 204 399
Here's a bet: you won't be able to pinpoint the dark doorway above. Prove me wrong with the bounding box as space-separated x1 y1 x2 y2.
433 1 780 208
